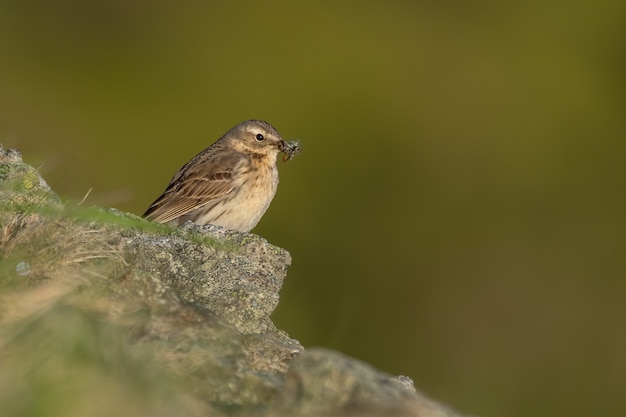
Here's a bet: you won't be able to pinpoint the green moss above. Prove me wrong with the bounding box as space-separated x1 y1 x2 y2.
64 205 172 233
0 301 188 417
0 162 11 180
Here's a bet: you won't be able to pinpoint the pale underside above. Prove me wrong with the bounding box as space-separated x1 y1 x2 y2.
144 152 279 233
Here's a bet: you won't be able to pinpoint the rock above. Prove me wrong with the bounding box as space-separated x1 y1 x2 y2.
0 144 466 417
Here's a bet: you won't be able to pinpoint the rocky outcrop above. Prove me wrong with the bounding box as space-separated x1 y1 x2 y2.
0 144 464 417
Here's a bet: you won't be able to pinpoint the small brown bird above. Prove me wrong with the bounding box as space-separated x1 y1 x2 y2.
143 120 288 232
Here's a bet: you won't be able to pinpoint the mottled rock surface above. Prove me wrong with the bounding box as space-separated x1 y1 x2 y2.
0 144 465 417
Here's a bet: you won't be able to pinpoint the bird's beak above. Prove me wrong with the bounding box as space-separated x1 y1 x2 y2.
278 140 286 151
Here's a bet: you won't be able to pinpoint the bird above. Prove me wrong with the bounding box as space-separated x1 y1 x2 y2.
143 120 287 233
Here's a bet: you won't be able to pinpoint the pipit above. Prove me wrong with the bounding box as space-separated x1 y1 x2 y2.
143 120 299 232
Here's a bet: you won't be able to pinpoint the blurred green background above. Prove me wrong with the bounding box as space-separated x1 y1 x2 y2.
1 1 625 416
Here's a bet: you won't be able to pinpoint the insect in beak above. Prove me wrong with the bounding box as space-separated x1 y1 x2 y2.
280 140 302 162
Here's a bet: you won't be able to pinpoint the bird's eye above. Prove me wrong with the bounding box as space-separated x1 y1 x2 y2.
255 133 265 142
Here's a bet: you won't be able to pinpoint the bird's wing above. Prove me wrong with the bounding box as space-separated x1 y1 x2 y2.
143 151 241 224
